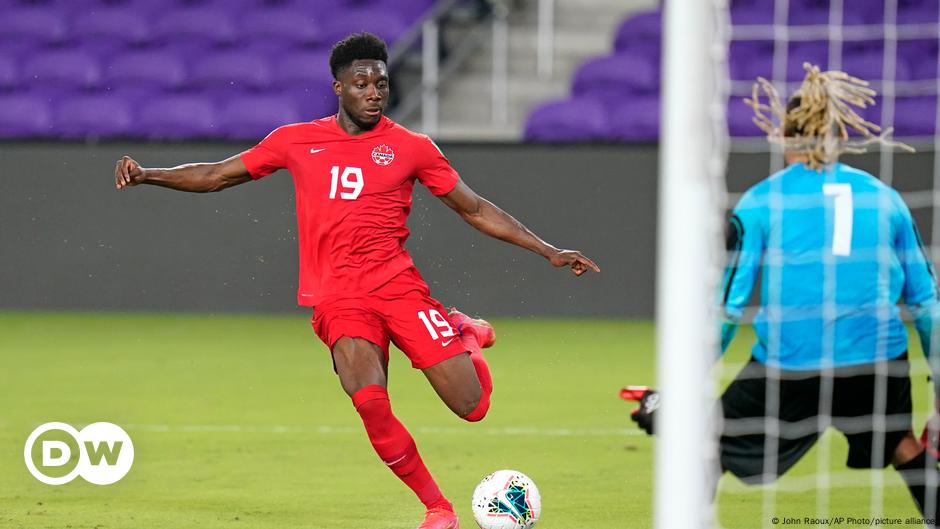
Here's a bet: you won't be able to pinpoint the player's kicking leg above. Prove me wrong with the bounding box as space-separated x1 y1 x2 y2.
420 308 496 423
330 336 457 529
357 268 498 528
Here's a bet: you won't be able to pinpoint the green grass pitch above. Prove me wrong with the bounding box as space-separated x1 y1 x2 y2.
0 312 934 528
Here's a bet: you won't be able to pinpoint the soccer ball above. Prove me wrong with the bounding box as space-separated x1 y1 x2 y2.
471 469 541 529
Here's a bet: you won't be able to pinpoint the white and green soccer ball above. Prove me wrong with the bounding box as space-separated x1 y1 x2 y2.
471 469 541 529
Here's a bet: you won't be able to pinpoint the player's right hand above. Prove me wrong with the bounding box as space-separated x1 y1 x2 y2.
115 155 146 189
548 249 600 276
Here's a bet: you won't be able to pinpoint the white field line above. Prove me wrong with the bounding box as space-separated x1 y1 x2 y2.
123 424 643 437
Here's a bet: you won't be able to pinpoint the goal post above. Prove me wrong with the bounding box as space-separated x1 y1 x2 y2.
656 1 729 529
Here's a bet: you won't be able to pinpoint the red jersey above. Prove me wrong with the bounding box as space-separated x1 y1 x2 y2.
240 115 460 306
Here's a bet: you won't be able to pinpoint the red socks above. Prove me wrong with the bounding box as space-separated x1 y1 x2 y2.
459 329 492 423
349 324 494 509
351 385 451 510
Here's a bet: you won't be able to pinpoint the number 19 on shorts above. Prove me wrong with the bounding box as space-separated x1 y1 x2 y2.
417 309 455 340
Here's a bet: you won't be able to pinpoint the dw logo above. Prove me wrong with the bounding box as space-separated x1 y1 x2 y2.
24 422 134 485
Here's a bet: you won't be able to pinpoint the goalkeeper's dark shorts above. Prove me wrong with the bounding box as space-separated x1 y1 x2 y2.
719 352 913 484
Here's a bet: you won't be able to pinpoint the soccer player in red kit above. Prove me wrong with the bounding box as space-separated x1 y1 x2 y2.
114 32 598 529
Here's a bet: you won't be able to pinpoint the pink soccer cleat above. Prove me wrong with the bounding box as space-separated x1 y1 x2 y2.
447 308 496 349
417 506 459 529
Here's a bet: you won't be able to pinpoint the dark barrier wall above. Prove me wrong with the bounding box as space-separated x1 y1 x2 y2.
1 143 935 317
0 143 657 317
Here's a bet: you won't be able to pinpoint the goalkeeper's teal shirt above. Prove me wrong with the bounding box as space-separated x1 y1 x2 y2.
722 161 940 370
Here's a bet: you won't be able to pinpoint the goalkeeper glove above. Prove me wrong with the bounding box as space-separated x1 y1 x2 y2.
920 406 940 460
620 386 659 436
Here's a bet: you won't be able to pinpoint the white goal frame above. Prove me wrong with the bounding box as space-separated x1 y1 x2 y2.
656 1 728 529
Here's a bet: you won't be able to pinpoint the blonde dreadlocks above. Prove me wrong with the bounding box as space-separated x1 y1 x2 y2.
745 63 913 169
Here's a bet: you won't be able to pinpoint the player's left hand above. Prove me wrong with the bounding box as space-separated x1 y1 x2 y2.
548 249 600 276
621 386 659 436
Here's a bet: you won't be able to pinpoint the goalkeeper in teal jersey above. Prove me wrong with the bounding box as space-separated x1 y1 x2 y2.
631 64 940 524
722 163 938 371
722 65 940 522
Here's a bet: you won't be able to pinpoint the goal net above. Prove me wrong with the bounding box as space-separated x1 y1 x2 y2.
658 0 940 528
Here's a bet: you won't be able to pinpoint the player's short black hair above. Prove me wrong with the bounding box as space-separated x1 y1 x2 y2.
329 32 389 79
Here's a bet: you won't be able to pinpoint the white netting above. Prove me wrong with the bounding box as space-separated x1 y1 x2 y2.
667 0 940 528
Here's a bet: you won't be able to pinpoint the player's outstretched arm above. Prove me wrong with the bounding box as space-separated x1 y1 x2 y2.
438 180 600 276
114 154 252 193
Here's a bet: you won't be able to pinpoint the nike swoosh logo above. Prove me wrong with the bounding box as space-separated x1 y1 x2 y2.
441 338 455 347
309 148 326 154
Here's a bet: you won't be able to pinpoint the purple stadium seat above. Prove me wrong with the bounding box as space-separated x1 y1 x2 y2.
902 40 938 80
70 8 152 54
735 48 790 83
190 51 273 92
729 40 773 81
0 8 67 53
789 5 867 25
843 39 886 56
730 0 773 7
22 50 102 91
284 0 355 12
137 95 217 139
607 96 660 141
240 7 323 50
275 50 333 84
152 8 237 54
523 97 608 142
787 41 828 81
572 52 659 99
733 41 829 81
217 95 302 140
731 6 774 25
842 47 912 82
840 0 889 24
27 0 114 15
862 95 932 136
733 40 913 83
272 50 336 118
859 96 885 129
275 85 337 120
613 10 661 53
727 96 764 137
108 0 191 15
55 94 134 138
319 9 409 48
104 50 188 91
898 0 940 24
893 97 937 136
0 55 18 90
166 0 268 10
0 94 53 137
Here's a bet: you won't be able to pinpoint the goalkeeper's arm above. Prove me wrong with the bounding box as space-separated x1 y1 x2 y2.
894 193 940 391
719 210 762 353
911 301 940 396
894 192 940 454
907 288 940 457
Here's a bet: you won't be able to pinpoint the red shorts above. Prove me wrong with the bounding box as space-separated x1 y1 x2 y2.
311 267 468 369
